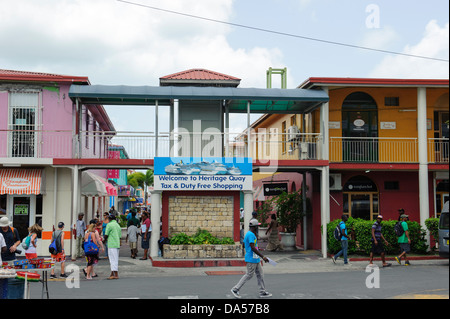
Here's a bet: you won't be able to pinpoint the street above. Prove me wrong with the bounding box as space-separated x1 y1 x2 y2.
28 258 449 300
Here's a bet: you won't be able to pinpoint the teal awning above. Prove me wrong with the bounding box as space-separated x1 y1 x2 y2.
69 85 329 114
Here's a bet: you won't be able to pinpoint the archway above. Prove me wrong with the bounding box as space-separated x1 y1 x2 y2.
342 92 378 162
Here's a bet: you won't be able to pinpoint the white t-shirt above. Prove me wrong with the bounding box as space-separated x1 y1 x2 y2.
0 233 6 264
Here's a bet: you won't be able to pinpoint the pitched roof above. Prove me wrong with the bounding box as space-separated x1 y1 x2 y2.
0 69 90 84
160 68 241 87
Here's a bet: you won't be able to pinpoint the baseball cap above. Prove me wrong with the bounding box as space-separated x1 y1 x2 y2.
377 215 383 219
249 219 261 227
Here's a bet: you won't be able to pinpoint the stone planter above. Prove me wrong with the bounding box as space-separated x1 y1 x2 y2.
163 244 243 259
121 227 127 240
280 232 296 251
258 227 269 241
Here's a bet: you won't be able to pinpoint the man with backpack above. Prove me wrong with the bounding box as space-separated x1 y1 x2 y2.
395 214 411 266
50 222 67 279
331 215 350 265
369 215 391 268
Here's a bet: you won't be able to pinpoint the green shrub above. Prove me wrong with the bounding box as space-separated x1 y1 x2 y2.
170 228 236 245
327 218 428 255
425 218 440 245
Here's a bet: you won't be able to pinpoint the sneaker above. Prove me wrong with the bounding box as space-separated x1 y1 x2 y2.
405 261 411 266
331 256 336 264
60 273 68 278
50 274 57 279
259 291 272 298
394 256 401 265
230 288 241 299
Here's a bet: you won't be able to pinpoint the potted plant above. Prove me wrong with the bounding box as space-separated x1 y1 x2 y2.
256 199 274 241
273 189 307 250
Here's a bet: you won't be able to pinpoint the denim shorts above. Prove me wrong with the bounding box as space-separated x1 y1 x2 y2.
399 243 410 253
141 234 150 249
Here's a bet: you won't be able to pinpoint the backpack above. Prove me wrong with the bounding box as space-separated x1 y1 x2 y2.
84 233 99 255
333 222 344 241
49 231 62 255
22 234 32 250
394 221 405 236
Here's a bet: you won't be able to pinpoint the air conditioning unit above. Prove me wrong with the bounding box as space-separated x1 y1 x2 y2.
329 173 342 191
287 125 300 141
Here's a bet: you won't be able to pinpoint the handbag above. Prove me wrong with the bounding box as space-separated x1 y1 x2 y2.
84 233 99 255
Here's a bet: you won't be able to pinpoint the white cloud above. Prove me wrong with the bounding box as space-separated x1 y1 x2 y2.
369 20 449 79
0 0 283 87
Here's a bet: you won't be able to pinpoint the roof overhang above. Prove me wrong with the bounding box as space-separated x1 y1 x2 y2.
299 77 449 89
69 85 329 114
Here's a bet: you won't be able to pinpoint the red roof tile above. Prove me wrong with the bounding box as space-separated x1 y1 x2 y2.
0 69 90 84
160 68 241 81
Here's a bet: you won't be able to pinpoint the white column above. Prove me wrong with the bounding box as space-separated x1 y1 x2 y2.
320 89 329 161
150 191 162 258
417 87 430 245
243 191 253 234
320 166 330 258
71 165 79 261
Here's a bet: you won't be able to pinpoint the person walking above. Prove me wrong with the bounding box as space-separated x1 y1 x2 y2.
140 211 151 260
102 212 109 259
83 223 104 280
50 222 67 279
331 215 350 265
75 213 86 258
24 224 43 260
126 218 139 259
395 214 411 266
265 214 283 251
104 214 122 279
231 219 272 299
369 215 391 267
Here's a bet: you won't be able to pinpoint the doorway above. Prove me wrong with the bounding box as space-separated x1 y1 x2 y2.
343 175 379 221
342 92 378 162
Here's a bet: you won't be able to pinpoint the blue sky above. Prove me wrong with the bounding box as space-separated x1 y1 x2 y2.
0 0 448 133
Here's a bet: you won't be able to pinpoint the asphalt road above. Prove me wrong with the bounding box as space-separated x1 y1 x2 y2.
28 260 449 300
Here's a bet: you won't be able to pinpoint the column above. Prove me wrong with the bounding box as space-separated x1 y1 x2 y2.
71 165 79 261
417 87 430 245
320 166 330 258
243 191 254 234
150 191 162 258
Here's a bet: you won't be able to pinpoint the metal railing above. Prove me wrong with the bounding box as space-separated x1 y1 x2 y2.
1 129 447 164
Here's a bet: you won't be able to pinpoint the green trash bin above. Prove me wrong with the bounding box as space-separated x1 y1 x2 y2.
7 278 24 299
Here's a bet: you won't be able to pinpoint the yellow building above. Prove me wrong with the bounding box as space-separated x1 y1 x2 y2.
250 77 448 251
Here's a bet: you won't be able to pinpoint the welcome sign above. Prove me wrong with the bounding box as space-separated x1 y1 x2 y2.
154 157 252 191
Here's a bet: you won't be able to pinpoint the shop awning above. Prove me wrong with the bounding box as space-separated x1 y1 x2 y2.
81 171 108 197
0 169 43 195
102 180 118 196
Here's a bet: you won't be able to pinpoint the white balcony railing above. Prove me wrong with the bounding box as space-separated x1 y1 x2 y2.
1 129 448 164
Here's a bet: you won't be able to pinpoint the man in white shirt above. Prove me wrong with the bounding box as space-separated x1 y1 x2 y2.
0 233 6 264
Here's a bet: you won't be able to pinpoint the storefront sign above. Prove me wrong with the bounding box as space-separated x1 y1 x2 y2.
263 183 288 196
154 157 252 191
14 204 29 216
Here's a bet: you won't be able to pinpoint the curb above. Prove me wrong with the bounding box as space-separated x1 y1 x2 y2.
150 257 246 268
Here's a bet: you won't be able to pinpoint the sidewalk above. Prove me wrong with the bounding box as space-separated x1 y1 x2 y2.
62 239 446 279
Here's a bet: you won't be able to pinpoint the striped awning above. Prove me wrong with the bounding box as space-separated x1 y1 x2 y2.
0 169 43 195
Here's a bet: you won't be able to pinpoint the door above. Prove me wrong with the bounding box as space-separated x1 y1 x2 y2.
12 196 31 241
342 110 378 162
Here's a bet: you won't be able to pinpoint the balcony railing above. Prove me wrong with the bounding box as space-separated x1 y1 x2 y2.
330 137 449 164
1 129 447 164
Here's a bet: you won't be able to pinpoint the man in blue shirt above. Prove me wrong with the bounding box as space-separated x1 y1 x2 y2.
332 215 350 265
231 219 272 299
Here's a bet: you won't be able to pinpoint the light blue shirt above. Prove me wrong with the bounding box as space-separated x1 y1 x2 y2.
244 231 260 263
340 222 348 241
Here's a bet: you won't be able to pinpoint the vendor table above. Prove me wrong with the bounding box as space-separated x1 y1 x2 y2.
20 267 54 299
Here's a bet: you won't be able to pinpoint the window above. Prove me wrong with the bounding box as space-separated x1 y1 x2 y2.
343 176 379 220
384 181 399 190
281 121 286 153
385 97 400 106
8 92 40 157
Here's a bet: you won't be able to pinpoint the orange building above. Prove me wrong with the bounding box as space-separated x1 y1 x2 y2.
250 78 449 251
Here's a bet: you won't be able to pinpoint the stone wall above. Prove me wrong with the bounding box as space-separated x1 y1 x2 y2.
163 244 243 259
168 195 234 238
